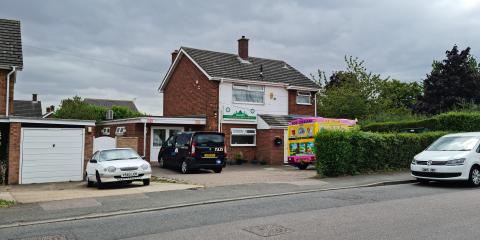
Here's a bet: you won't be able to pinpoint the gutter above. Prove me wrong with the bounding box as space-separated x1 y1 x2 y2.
6 66 17 116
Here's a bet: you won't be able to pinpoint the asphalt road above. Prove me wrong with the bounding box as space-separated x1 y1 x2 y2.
1 182 478 240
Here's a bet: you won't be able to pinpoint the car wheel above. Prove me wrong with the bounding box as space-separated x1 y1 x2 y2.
96 171 104 189
297 163 308 170
159 157 166 169
143 178 150 186
416 178 429 184
86 173 94 187
468 166 480 187
181 160 190 174
213 168 222 173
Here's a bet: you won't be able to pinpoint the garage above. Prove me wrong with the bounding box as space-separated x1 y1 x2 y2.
20 128 85 184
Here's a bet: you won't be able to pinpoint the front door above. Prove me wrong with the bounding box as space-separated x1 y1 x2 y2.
150 127 183 162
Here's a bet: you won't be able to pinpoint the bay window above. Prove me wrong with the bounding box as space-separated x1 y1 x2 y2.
231 128 256 146
232 84 264 104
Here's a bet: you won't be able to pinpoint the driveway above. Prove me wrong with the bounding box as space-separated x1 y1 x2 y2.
152 164 321 187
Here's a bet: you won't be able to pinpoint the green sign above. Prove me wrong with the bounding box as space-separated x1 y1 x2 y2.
223 105 256 121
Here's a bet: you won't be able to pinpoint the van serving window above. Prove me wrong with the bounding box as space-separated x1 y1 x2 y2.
296 91 311 105
231 128 256 146
232 84 264 104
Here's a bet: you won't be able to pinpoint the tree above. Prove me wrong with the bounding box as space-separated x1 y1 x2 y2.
417 45 480 114
53 96 143 122
379 80 422 110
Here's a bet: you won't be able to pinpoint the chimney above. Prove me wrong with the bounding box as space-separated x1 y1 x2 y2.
32 93 38 102
171 50 179 63
238 36 249 60
46 107 51 113
50 105 55 112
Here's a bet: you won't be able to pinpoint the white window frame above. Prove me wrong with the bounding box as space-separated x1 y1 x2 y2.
115 126 126 136
231 128 256 146
232 84 265 105
101 127 110 136
296 91 312 105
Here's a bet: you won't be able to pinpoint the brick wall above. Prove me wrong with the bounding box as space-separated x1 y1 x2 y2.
288 90 316 116
83 126 94 170
7 123 20 184
163 56 219 131
256 129 285 165
0 70 15 116
222 123 257 161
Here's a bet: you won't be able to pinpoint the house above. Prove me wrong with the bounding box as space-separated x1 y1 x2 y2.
158 36 321 164
0 19 95 184
84 98 139 112
13 94 42 117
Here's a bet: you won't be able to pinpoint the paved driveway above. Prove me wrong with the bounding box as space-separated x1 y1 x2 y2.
151 164 321 187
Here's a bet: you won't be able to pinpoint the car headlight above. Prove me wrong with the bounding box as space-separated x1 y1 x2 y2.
446 158 466 166
141 163 150 170
411 159 416 165
107 166 116 173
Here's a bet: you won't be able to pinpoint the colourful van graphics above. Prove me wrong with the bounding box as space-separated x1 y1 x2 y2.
287 117 356 167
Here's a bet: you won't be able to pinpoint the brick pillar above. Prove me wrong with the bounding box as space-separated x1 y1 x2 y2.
84 126 94 170
8 123 20 184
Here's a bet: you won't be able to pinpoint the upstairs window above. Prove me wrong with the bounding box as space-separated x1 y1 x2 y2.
233 84 264 104
296 91 311 105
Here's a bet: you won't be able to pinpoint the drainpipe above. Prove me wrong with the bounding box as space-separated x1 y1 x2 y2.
314 93 317 117
218 79 224 133
6 66 17 116
143 121 147 158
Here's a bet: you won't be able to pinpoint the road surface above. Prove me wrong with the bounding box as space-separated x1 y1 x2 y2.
1 182 477 240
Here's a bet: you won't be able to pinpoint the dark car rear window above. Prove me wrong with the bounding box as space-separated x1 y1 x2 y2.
194 134 224 146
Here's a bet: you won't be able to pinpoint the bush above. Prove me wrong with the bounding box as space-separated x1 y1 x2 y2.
361 111 480 133
315 130 447 177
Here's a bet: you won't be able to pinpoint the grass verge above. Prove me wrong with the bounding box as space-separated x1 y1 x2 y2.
0 199 15 208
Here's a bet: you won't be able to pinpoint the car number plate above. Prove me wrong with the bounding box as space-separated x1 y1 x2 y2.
203 153 216 158
121 172 139 177
422 168 436 172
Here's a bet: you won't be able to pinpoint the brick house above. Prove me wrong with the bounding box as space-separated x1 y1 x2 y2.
158 36 321 164
0 19 95 184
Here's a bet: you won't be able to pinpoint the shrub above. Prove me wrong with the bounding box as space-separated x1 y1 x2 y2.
315 130 447 177
361 111 480 133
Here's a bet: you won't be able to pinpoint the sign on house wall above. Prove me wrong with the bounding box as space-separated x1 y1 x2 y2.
223 105 257 121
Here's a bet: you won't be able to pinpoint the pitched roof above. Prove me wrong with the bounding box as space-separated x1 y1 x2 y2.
0 19 23 69
259 114 307 127
178 47 320 89
83 98 139 112
13 100 42 117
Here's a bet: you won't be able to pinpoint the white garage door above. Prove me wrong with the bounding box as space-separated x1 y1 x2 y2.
20 128 85 184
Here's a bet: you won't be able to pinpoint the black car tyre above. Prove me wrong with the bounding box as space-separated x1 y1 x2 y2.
159 157 166 169
143 178 150 186
416 178 429 184
468 166 480 187
297 163 308 170
181 160 190 174
96 171 104 189
213 168 222 173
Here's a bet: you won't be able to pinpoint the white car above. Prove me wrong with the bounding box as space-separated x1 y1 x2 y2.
411 132 480 186
86 148 152 189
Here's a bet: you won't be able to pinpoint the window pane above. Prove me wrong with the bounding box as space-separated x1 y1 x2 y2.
249 85 264 91
152 129 166 147
233 89 264 103
232 135 255 145
297 95 310 104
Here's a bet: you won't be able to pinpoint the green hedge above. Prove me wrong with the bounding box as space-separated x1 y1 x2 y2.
361 111 480 133
315 130 447 177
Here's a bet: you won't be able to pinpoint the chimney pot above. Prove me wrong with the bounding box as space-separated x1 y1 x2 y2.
238 36 249 60
32 93 38 102
171 50 179 63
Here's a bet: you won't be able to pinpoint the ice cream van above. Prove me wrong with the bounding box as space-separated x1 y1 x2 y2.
287 117 357 169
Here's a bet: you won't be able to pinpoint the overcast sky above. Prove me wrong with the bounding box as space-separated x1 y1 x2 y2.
2 0 480 115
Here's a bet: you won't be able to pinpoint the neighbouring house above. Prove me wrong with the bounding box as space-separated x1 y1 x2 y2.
13 94 42 117
157 36 321 164
84 98 139 112
0 19 95 185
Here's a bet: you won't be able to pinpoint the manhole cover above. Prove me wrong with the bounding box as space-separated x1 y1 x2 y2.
16 235 68 240
243 224 293 237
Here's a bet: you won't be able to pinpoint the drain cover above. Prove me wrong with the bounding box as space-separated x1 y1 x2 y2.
16 235 68 240
243 224 293 237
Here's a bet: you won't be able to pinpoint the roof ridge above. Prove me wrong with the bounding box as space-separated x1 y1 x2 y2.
84 98 134 102
181 46 286 63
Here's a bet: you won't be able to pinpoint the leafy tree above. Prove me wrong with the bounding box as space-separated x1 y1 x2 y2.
53 96 143 122
417 45 480 114
379 80 422 110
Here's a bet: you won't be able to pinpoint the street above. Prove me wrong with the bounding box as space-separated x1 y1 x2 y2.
0 182 477 240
